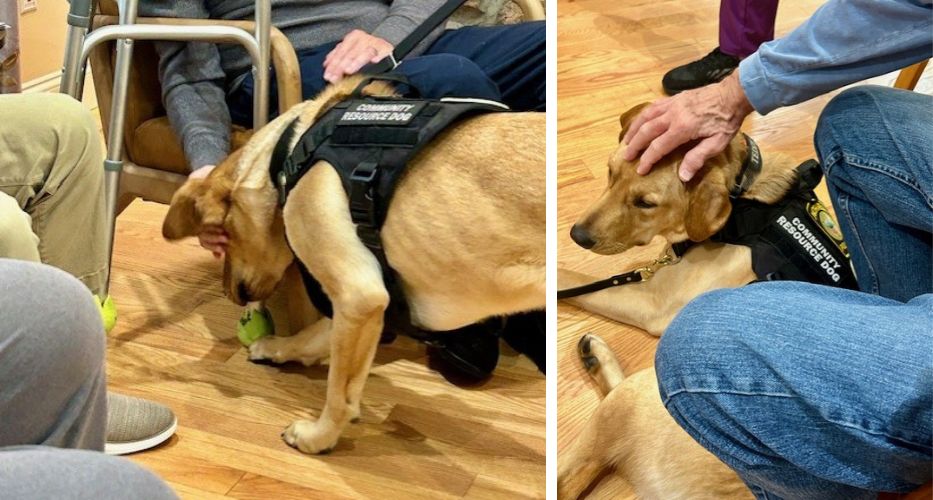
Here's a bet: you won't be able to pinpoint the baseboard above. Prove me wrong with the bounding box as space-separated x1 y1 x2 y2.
22 70 99 111
22 71 61 93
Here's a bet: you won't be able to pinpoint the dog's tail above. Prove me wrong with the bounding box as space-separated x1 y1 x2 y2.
577 334 624 396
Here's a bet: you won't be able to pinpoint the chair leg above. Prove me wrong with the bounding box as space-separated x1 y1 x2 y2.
115 192 136 216
894 60 928 91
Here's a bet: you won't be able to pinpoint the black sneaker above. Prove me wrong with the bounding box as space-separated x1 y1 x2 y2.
500 310 545 374
427 319 502 384
662 47 740 95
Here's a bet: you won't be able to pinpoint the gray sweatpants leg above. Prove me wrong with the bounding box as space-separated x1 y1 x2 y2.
0 260 176 498
0 447 178 500
0 259 106 449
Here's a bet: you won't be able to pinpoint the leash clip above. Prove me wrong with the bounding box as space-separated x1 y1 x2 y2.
635 248 682 281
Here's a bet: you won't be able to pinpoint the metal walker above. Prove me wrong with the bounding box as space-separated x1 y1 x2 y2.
58 0 273 301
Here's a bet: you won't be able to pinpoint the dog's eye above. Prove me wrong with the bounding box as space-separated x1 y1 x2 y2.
633 197 657 209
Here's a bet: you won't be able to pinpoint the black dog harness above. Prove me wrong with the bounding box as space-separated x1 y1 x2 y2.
558 136 858 299
269 79 508 337
713 158 857 288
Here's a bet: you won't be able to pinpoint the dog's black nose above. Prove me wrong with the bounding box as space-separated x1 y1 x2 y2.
570 224 596 249
237 281 252 303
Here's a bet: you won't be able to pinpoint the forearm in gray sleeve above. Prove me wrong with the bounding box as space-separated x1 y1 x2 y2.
371 0 449 47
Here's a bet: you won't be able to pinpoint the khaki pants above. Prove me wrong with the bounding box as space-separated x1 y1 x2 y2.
0 93 106 295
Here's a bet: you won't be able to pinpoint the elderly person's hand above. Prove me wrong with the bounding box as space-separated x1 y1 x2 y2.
623 72 755 181
188 165 228 258
323 30 394 83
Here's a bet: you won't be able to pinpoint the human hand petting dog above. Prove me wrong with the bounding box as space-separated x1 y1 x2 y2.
623 71 754 181
189 164 228 258
323 30 394 83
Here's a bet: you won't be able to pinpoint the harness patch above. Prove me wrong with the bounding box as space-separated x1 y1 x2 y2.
775 213 847 284
338 101 427 125
807 199 848 255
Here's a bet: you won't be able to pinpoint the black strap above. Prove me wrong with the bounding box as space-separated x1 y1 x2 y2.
556 244 692 300
557 270 645 300
730 134 762 198
350 73 418 97
362 0 467 74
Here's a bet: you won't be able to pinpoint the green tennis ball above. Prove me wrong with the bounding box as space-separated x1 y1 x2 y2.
95 294 117 333
237 307 274 346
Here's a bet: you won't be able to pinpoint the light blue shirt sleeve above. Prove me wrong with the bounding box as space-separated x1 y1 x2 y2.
739 0 933 115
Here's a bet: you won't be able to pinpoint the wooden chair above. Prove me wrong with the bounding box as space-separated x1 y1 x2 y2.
893 60 929 91
88 0 545 214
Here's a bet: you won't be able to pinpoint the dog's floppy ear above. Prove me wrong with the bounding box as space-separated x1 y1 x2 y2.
618 102 651 143
162 174 232 240
684 175 732 242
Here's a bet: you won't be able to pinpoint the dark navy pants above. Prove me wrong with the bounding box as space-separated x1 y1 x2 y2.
228 20 545 126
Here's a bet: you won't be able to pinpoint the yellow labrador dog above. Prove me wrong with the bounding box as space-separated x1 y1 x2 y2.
163 77 545 454
557 104 813 499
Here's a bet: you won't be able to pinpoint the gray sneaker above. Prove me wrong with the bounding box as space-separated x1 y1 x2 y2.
105 393 178 456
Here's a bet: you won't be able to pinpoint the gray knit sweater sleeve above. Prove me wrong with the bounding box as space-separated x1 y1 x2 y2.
139 0 230 171
371 0 449 48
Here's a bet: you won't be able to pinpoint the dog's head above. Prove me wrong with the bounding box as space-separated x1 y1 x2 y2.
162 76 399 305
162 149 293 305
570 103 745 255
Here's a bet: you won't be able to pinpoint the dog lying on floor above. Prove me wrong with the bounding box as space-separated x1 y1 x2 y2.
557 103 853 499
162 76 545 455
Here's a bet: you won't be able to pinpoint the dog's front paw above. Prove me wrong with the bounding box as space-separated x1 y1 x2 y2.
282 419 339 455
248 336 324 366
248 336 287 364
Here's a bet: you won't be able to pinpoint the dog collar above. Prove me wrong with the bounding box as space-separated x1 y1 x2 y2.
730 134 762 198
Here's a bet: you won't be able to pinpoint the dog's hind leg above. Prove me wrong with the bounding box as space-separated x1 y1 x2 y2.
558 386 635 499
277 164 389 454
557 334 629 498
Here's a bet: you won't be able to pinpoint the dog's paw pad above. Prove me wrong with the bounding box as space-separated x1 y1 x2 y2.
248 356 280 366
316 446 334 455
578 334 592 355
578 334 600 371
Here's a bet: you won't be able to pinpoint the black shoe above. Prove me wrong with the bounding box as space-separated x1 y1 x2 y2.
427 319 502 384
500 310 545 374
662 47 740 95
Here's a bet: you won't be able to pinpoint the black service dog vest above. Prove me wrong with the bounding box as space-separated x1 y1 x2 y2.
715 159 858 289
269 86 508 336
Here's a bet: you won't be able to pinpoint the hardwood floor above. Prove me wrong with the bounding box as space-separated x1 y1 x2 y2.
555 0 932 497
106 201 545 499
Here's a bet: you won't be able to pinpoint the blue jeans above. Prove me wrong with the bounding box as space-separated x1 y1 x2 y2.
227 21 545 125
656 86 933 500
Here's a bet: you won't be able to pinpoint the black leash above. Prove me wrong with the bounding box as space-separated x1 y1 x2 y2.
556 270 647 300
557 242 691 299
362 0 467 74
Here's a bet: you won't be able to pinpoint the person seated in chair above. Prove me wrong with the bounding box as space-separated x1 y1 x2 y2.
140 0 546 380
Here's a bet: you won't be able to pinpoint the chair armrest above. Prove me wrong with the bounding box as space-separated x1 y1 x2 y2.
514 0 545 21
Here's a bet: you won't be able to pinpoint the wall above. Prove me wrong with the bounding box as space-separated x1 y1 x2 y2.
18 0 69 82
